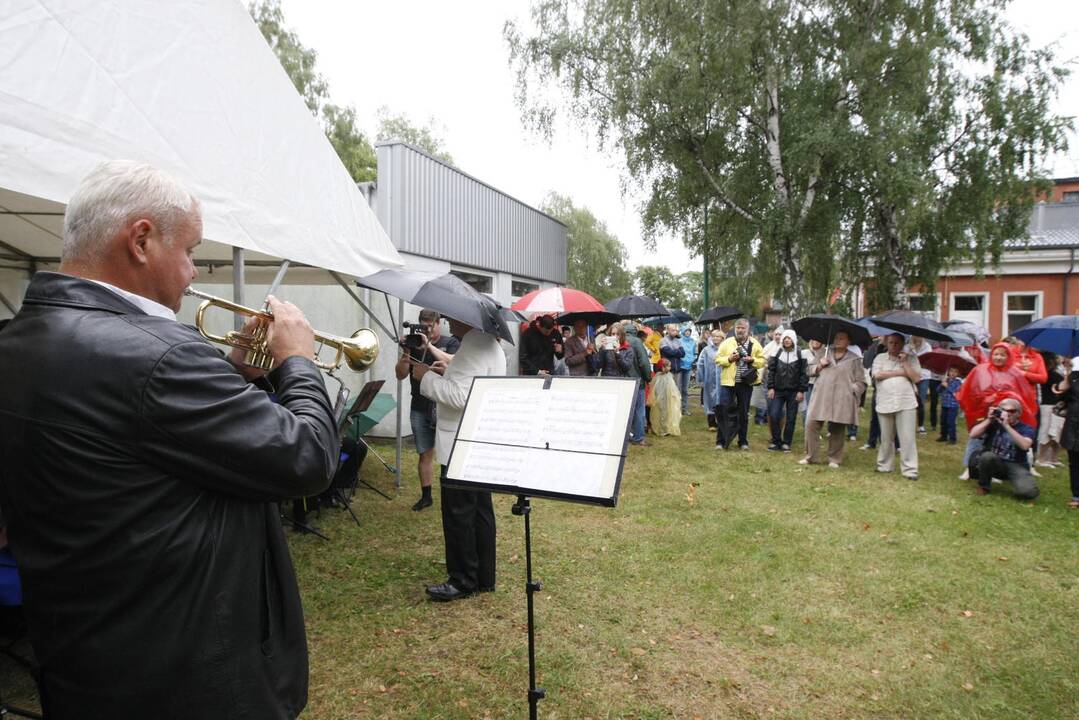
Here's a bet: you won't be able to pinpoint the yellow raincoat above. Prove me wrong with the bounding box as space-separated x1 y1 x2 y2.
650 370 682 436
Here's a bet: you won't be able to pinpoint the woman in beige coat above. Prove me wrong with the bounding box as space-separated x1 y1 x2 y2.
799 331 866 467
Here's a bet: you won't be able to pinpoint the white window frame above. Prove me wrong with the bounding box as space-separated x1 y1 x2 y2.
1002 291 1043 339
948 292 989 328
510 278 540 302
905 292 942 321
449 267 495 297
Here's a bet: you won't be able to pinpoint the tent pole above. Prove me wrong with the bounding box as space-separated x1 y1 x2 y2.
0 288 16 315
395 298 404 490
328 272 397 339
232 247 244 331
264 260 290 307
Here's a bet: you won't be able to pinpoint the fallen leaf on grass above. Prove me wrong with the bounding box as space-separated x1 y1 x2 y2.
509 554 519 563
961 610 974 617
761 625 777 637
996 556 1008 562
630 647 647 656
457 699 469 708
962 682 974 691
685 484 697 506
870 669 881 676
862 523 871 531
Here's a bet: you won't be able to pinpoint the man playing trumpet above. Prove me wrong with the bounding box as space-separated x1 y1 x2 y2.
0 161 338 719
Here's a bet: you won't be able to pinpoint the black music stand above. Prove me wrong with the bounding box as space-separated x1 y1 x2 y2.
444 376 633 719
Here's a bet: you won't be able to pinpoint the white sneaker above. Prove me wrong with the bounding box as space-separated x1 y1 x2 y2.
797 458 811 465
918 426 926 433
828 462 841 469
1035 461 1056 468
1030 467 1042 477
859 444 872 451
958 468 970 480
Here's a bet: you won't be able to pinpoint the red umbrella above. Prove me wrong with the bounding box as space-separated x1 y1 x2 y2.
919 350 975 377
511 287 605 315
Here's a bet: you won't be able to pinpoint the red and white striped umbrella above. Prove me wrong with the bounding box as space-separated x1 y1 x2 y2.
510 287 605 315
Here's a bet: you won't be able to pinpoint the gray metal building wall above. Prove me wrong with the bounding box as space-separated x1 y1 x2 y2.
375 142 567 284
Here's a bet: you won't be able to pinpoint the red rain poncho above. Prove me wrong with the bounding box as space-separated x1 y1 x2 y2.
1009 343 1048 385
956 343 1038 427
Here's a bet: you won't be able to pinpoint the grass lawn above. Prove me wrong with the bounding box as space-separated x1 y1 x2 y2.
292 406 1078 719
1 406 1074 718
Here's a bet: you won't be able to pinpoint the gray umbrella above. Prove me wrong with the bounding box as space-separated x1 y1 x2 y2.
871 310 954 344
357 269 514 344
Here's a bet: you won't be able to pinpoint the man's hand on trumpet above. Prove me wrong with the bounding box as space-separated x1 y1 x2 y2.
265 296 315 365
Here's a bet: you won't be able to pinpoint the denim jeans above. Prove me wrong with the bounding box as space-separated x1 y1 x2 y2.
940 406 958 441
916 379 928 427
630 384 647 442
673 368 691 413
768 390 800 446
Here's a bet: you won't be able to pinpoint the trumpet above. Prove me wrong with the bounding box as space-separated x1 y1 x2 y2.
184 288 379 373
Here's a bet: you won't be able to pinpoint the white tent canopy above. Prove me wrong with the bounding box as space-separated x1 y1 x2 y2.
0 0 403 278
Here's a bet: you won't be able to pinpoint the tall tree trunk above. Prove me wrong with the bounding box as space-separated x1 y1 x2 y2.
877 203 909 310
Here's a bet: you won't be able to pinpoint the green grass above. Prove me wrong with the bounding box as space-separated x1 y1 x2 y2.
291 409 1078 719
2 407 1075 718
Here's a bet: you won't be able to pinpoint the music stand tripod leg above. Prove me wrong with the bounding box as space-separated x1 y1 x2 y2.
333 487 362 527
278 511 331 541
512 495 546 720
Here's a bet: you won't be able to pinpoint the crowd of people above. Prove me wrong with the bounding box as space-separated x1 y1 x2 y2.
508 313 1079 510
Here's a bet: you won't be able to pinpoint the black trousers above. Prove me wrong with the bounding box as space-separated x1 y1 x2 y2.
716 384 753 448
928 379 941 429
1068 449 1079 500
970 451 1039 499
440 464 496 592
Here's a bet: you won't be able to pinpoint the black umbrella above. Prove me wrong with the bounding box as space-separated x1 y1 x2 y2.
603 295 671 318
697 306 744 324
556 310 621 327
356 269 514 344
791 314 872 349
870 310 953 344
643 310 694 325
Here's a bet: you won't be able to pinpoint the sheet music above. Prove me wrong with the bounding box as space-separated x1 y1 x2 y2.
448 376 634 505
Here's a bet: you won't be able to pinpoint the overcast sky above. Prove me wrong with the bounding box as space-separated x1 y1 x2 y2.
279 0 1079 276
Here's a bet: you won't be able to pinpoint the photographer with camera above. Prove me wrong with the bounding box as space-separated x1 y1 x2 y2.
715 318 766 450
395 309 460 511
967 395 1039 500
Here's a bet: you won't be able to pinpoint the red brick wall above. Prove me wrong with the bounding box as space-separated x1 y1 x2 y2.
937 273 1079 342
1048 179 1079 202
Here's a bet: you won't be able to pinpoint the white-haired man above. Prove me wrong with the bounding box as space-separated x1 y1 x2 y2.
0 161 337 719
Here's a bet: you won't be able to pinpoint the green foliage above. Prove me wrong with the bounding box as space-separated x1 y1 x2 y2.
249 0 377 184
322 104 377 183
507 0 1071 315
634 265 703 316
376 108 455 165
540 193 633 302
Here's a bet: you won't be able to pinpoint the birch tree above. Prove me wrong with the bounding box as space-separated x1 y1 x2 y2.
507 0 1069 314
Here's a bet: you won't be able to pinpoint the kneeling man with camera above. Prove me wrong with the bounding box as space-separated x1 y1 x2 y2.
968 396 1039 500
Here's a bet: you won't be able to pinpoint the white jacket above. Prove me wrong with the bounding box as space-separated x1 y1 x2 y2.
419 328 507 465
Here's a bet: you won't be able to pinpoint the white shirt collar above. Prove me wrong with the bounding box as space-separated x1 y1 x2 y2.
85 278 177 321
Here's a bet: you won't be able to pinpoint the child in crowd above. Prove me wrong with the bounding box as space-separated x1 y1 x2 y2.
938 365 962 444
650 359 682 436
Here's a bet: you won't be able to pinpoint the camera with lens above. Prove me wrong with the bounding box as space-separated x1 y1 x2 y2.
989 407 1003 421
736 344 750 359
400 321 427 350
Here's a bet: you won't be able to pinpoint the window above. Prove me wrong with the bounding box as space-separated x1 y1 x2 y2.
949 292 989 330
1003 292 1042 337
1062 191 1079 203
953 295 983 312
905 293 941 320
450 269 492 294
512 280 539 298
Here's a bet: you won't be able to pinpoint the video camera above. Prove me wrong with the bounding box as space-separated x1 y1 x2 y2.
400 321 428 350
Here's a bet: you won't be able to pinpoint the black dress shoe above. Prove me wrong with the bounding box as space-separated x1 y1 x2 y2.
425 582 473 602
411 495 433 511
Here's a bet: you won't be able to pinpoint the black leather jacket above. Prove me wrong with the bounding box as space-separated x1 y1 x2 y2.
766 352 809 392
0 273 337 719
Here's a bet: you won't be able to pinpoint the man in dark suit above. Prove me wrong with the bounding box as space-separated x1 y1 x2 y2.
0 161 338 719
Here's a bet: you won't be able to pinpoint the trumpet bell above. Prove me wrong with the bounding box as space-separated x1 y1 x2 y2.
336 329 380 372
